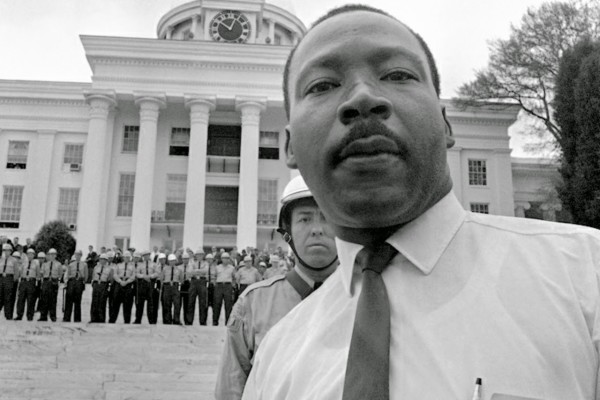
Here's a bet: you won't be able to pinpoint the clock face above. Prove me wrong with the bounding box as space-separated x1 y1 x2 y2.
210 10 251 43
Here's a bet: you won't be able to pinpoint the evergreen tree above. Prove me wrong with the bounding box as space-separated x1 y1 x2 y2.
33 221 76 264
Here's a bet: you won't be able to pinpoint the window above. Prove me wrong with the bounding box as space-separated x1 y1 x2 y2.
169 127 190 156
63 143 84 166
165 174 187 221
208 125 241 156
114 237 130 252
205 186 238 225
6 141 29 169
468 159 487 186
259 131 280 160
122 126 140 153
117 173 135 217
257 179 278 225
0 186 24 228
470 203 489 214
57 188 79 227
274 34 282 45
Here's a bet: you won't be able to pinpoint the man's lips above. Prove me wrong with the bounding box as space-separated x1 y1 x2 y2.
336 136 401 163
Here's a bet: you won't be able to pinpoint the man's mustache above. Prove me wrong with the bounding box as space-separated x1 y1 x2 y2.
334 120 407 163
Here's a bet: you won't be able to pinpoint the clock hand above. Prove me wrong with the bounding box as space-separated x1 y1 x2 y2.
221 20 235 31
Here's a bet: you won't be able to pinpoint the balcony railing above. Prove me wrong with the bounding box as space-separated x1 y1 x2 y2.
207 155 240 174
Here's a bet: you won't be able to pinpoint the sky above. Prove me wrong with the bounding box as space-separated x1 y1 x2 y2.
0 0 552 156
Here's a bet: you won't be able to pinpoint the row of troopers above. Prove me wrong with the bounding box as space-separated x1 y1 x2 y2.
0 245 87 322
90 249 221 325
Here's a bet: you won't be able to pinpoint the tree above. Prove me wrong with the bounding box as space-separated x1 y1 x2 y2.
33 221 76 264
554 38 600 228
456 0 600 146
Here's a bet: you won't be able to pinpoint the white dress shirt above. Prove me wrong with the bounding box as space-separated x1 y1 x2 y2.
243 192 600 400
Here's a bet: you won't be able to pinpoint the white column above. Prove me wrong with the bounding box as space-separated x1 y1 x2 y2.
183 95 216 249
130 95 166 251
35 130 56 224
77 92 116 251
235 98 266 250
268 19 275 44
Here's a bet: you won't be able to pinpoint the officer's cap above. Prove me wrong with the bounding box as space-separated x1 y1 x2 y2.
167 254 177 261
182 253 190 259
37 252 46 258
12 251 21 258
221 252 230 259
106 251 115 258
71 255 77 261
75 249 83 255
26 248 35 254
141 250 151 256
205 254 214 260
123 251 132 258
133 251 141 258
196 248 205 255
244 255 252 262
99 254 108 260
2 244 12 251
48 248 57 255
158 253 166 259
259 261 267 267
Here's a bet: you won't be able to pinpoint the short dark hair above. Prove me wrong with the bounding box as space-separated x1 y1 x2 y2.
282 4 441 120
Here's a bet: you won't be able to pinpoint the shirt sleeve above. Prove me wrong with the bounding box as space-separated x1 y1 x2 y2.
215 295 254 400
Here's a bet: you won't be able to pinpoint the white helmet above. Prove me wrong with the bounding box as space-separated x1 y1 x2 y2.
278 175 313 234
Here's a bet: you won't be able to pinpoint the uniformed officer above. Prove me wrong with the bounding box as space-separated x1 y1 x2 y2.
188 249 209 325
0 244 20 320
161 254 183 325
90 253 112 323
178 252 195 325
34 251 46 313
215 175 338 399
109 251 136 323
235 256 262 295
134 250 156 324
105 250 117 319
39 248 63 322
63 249 88 322
262 255 286 280
15 248 40 321
206 253 216 315
212 252 235 326
9 250 23 318
151 253 166 324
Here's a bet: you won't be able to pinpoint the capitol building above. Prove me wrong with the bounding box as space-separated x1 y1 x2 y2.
0 0 564 254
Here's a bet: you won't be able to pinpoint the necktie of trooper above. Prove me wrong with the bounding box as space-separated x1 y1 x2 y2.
342 242 398 400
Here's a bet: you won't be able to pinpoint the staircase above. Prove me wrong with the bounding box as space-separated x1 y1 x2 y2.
0 284 227 400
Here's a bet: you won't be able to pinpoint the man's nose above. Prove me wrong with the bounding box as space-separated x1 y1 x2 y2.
337 83 392 124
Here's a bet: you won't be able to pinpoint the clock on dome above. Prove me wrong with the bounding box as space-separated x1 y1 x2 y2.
210 10 251 43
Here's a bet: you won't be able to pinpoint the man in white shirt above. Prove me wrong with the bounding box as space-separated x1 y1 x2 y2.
242 4 600 400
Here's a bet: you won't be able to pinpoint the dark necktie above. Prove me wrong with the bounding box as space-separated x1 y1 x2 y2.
75 262 79 279
99 266 104 281
171 266 174 282
3 258 7 274
26 261 30 277
183 265 187 280
342 242 398 400
123 263 127 278
313 281 323 290
49 262 53 278
146 260 149 276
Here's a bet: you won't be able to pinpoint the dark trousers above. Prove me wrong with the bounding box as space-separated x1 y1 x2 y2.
238 284 249 295
86 266 94 284
16 279 37 320
187 278 208 325
213 282 233 325
0 275 15 320
161 283 181 325
90 282 109 322
107 283 115 319
39 279 59 321
63 279 85 322
34 281 41 312
150 280 160 324
180 281 191 325
134 279 154 324
109 283 134 323
10 280 18 317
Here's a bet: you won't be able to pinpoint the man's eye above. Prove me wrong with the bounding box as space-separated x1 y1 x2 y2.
382 70 417 82
306 81 338 94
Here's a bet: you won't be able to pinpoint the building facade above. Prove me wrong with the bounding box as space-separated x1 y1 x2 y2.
0 0 563 254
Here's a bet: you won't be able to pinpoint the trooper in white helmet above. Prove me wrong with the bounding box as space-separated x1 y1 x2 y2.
215 175 338 400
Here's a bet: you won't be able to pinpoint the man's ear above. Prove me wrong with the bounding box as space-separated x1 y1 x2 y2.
442 106 455 149
285 126 298 168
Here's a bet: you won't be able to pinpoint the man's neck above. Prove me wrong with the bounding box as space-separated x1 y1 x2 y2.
296 260 338 283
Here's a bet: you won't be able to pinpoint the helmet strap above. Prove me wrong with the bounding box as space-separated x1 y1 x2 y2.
278 228 338 272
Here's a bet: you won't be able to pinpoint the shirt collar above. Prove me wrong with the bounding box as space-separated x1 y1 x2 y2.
337 191 466 296
294 265 315 287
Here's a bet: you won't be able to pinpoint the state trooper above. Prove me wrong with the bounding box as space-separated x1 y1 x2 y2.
134 250 156 324
262 255 286 280
39 248 63 322
0 244 20 320
63 249 88 322
90 254 112 323
105 250 117 319
109 251 136 323
215 175 338 399
212 252 235 326
15 248 40 321
179 252 195 325
34 251 46 313
161 254 183 325
151 253 166 324
235 256 262 295
188 249 209 325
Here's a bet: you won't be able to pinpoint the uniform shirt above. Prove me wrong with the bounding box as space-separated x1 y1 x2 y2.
179 261 195 281
20 258 40 279
40 260 62 279
243 192 600 400
236 266 262 286
136 259 157 279
216 268 313 400
92 263 112 283
161 264 183 283
194 260 210 280
113 262 136 284
65 261 88 280
262 266 285 280
155 262 166 280
0 255 20 276
216 264 235 283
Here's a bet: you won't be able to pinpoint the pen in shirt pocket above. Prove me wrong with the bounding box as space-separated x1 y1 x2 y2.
471 377 482 400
